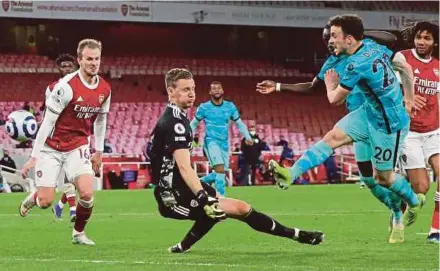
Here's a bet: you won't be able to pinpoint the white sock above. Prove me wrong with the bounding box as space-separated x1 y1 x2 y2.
70 206 76 212
72 229 84 236
58 200 64 209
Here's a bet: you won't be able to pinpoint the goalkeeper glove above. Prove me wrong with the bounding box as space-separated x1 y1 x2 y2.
196 190 227 222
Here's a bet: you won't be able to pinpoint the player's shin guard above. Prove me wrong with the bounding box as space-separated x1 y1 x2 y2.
430 191 440 233
201 172 216 184
215 173 226 196
388 174 419 207
362 176 402 221
242 208 296 238
179 218 217 251
289 140 333 180
74 197 94 233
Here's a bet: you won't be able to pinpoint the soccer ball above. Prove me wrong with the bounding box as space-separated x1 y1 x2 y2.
5 110 38 142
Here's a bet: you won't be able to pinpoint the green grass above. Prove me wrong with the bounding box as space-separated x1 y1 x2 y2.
0 185 438 271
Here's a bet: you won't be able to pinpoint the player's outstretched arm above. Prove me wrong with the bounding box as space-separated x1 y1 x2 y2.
364 30 397 48
392 52 415 113
256 78 321 94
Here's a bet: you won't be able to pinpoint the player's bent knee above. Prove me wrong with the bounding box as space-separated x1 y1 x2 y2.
213 165 225 174
37 196 53 209
78 197 94 208
322 127 351 149
78 191 94 202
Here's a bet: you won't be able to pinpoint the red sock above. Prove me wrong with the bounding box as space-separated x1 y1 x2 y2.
67 196 76 208
431 192 439 231
74 203 93 232
61 193 67 204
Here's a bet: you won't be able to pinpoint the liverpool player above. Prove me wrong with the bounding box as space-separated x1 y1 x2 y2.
43 53 78 222
19 39 111 246
397 21 439 243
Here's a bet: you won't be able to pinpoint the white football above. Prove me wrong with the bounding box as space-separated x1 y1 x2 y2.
5 110 38 142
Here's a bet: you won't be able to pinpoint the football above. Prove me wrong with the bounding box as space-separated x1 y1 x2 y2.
5 110 38 142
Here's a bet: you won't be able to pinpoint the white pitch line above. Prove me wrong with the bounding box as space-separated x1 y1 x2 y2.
415 232 429 235
1 257 436 271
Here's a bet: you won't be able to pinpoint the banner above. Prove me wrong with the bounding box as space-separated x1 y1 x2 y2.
0 1 151 22
0 1 437 30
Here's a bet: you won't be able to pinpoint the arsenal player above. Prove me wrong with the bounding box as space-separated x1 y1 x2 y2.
397 21 439 243
42 54 79 222
19 39 111 246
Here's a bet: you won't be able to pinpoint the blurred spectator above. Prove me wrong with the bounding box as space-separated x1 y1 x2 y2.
260 136 270 151
233 142 241 153
276 135 288 148
280 142 295 165
192 133 202 148
324 154 339 183
15 140 32 149
240 126 264 185
103 139 114 154
27 35 37 54
0 150 16 173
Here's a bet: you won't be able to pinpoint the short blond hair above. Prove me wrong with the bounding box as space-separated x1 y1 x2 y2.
77 38 102 59
165 68 193 89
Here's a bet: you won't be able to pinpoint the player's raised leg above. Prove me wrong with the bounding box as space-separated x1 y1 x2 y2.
19 150 62 217
269 107 364 188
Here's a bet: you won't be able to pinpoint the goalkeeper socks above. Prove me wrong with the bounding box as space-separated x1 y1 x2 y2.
215 173 226 196
180 218 217 251
242 208 296 239
387 174 419 207
201 172 216 184
289 140 333 180
362 176 402 220
430 191 440 233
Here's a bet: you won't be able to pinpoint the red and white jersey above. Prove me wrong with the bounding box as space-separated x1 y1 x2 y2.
45 70 111 152
45 79 60 99
397 49 439 133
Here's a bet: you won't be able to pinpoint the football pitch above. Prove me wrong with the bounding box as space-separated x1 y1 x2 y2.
0 185 438 271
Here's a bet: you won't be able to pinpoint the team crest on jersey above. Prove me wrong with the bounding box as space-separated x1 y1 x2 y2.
347 63 354 71
434 68 439 77
56 88 64 97
401 154 407 164
36 170 42 178
190 199 199 207
99 94 105 104
174 123 185 135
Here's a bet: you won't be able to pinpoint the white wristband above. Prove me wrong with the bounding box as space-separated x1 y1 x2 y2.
276 83 281 92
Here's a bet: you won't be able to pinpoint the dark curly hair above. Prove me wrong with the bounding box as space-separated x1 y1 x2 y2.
55 53 76 67
399 20 438 51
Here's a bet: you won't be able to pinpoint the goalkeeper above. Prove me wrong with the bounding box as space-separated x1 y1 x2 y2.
150 68 324 253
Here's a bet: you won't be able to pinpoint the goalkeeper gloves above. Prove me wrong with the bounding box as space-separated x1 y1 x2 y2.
196 190 227 222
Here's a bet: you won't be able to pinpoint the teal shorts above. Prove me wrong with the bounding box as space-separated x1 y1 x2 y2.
353 141 372 163
204 141 229 169
336 106 408 171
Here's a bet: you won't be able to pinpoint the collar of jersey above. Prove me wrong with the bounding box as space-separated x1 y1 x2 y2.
167 102 186 116
210 99 224 107
77 70 99 90
353 42 365 55
411 48 433 64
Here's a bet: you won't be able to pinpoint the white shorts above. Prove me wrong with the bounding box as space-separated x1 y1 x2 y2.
400 129 440 170
35 144 94 188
